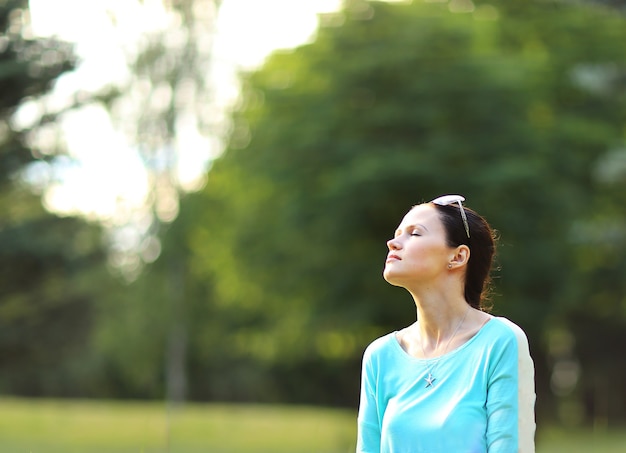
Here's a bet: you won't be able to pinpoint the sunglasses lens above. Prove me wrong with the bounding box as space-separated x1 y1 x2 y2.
431 195 465 206
430 194 470 239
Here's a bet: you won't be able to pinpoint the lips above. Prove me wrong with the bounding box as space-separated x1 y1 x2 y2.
386 254 401 262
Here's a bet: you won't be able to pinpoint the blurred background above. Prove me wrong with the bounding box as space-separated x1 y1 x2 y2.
1 0 626 451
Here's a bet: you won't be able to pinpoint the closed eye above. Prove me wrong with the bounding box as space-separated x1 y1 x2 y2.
395 223 428 238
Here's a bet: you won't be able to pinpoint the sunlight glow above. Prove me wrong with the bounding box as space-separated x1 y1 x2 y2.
41 105 150 221
27 0 343 221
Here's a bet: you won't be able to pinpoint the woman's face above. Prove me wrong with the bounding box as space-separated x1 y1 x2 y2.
383 204 453 288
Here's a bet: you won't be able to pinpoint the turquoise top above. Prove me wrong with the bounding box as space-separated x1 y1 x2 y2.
356 317 535 453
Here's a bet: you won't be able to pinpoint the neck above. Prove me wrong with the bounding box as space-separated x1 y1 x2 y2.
411 294 471 355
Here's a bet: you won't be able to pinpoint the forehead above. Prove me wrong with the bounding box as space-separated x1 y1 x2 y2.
398 204 442 229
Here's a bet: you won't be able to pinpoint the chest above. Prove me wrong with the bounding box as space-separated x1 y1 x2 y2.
377 355 490 452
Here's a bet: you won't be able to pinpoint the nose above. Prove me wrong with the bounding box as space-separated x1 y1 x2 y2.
387 237 400 250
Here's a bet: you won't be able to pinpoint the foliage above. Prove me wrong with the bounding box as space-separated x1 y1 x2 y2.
129 0 626 420
0 0 226 401
0 0 115 396
104 0 222 231
86 0 224 403
24 0 624 426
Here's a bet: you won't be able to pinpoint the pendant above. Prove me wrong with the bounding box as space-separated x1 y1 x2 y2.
424 373 436 388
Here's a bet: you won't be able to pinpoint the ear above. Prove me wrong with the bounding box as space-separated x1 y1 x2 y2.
448 245 470 269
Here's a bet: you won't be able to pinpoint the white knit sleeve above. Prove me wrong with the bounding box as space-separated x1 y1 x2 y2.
498 318 536 453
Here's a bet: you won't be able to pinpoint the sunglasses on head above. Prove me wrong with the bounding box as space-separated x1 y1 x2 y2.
430 194 470 239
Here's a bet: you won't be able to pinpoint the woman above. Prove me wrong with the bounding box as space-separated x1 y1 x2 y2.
356 195 535 453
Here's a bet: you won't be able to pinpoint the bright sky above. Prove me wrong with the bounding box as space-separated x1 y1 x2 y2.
27 0 343 222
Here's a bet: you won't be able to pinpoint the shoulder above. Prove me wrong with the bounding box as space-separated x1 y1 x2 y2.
485 317 534 369
489 316 531 349
362 331 397 362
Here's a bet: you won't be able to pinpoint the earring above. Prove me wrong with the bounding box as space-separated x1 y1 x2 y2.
447 264 452 269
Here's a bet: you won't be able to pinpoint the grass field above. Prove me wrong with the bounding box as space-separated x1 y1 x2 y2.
0 397 625 452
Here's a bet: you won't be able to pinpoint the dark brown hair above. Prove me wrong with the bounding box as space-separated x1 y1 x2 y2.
431 202 497 311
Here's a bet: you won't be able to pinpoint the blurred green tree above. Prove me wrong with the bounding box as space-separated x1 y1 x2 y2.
0 0 115 396
85 0 224 403
112 0 223 404
105 0 626 424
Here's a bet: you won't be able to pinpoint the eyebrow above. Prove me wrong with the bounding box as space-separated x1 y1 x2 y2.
395 223 429 236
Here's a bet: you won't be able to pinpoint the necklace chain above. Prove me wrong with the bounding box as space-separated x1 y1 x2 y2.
419 305 470 388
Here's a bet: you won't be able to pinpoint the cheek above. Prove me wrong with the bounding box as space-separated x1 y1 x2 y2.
407 244 449 269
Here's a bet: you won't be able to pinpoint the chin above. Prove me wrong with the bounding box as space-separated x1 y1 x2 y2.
383 269 396 285
382 269 401 287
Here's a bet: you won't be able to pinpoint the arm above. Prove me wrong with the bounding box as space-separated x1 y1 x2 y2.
486 321 536 453
356 348 381 453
